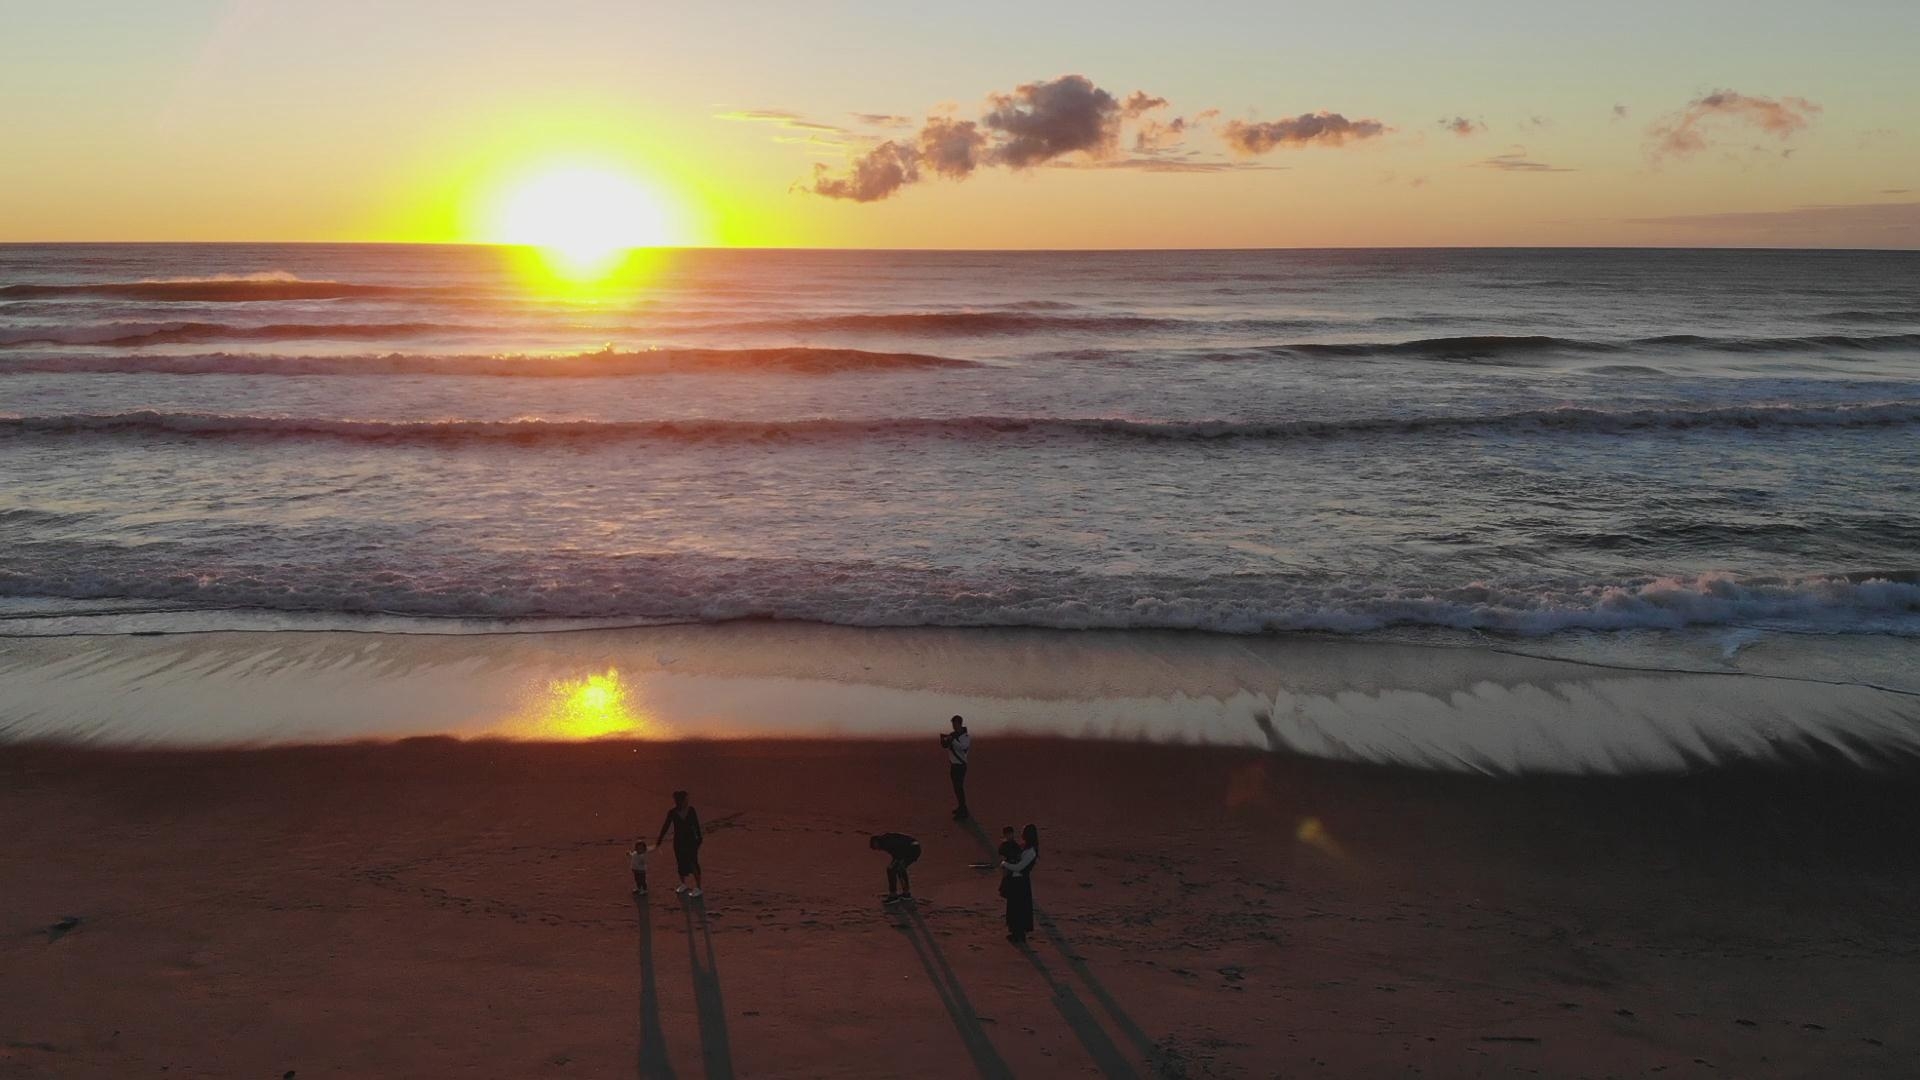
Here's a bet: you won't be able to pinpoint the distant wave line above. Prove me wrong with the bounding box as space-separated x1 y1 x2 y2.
0 346 978 377
3 401 1918 446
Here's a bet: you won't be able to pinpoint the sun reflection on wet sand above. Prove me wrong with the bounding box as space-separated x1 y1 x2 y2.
523 667 659 739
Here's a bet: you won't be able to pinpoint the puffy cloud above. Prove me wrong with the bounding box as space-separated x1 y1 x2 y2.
1440 116 1484 137
918 116 987 178
981 74 1124 168
1121 91 1169 118
812 74 1151 199
1478 150 1573 173
1220 112 1386 155
809 140 919 202
808 76 1343 201
1649 90 1821 159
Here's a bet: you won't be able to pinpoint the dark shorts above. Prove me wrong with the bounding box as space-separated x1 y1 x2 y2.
889 845 921 871
675 845 701 877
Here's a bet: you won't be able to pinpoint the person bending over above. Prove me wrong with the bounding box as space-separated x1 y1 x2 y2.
657 790 704 898
871 832 922 903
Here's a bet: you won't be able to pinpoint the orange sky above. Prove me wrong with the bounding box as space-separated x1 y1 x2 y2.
0 1 1914 248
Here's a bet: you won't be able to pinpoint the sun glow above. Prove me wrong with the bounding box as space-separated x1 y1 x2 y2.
530 668 656 739
490 164 681 278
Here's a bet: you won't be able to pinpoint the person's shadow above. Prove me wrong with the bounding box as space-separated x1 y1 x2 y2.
955 817 1169 1078
633 895 677 1079
682 896 736 1080
886 903 1015 1080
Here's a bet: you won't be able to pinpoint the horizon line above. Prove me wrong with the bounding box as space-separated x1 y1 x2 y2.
1 241 1917 255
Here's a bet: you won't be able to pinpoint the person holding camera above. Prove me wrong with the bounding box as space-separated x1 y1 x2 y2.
940 715 971 821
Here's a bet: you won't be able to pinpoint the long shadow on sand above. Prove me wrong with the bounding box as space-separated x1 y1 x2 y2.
681 897 736 1080
1033 910 1172 1077
634 895 678 1079
955 818 1167 1078
886 903 1016 1080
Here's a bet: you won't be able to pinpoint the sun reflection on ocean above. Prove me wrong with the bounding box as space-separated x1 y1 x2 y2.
524 667 657 739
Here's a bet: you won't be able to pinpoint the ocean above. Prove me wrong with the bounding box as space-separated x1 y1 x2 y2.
3 244 1918 757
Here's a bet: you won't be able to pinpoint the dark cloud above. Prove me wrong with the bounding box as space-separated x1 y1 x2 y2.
809 140 918 202
1478 151 1573 173
918 116 987 178
851 112 915 129
981 75 1124 168
1649 90 1820 159
1612 104 1630 119
1440 116 1484 137
1220 113 1386 155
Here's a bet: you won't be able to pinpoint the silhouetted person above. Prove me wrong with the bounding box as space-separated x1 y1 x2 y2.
941 715 971 820
871 832 922 903
1001 823 1038 945
657 790 704 898
630 838 649 895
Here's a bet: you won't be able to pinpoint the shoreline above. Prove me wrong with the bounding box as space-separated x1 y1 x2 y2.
4 736 1918 1077
3 620 1917 773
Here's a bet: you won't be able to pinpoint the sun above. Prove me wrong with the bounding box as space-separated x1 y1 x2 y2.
491 165 679 276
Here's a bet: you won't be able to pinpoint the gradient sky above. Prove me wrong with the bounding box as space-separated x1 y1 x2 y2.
1 0 1915 248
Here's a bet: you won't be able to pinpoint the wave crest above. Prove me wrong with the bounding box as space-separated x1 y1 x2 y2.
0 346 977 377
3 401 1915 446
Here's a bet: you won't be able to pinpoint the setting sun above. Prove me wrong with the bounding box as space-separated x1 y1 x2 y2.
490 165 680 276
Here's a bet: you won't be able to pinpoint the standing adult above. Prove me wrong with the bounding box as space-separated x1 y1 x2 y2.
656 789 704 898
941 715 972 820
1000 823 1039 945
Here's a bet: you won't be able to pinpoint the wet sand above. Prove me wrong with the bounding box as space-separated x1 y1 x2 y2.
4 736 1919 1077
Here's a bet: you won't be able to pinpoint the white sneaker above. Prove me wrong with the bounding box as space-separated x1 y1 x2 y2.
688 888 703 898
674 884 689 895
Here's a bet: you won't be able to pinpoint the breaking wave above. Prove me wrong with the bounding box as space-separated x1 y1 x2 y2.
5 401 1916 446
1 560 1914 637
0 276 443 302
0 346 978 377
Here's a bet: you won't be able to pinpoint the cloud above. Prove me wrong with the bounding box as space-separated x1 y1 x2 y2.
1221 112 1387 155
808 76 1318 201
1134 115 1189 152
812 74 1158 200
1440 116 1484 137
1612 104 1630 119
718 108 848 135
982 74 1125 168
1058 155 1285 174
1478 150 1573 173
1624 200 1920 245
918 116 987 178
809 140 918 202
1121 91 1169 118
1884 188 1913 195
1648 90 1821 159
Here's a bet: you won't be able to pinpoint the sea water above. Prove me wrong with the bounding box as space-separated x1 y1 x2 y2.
3 245 1917 755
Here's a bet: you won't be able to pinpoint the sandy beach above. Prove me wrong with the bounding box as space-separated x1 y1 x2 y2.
4 736 1918 1078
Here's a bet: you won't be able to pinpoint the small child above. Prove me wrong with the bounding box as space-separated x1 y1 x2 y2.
629 839 649 895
